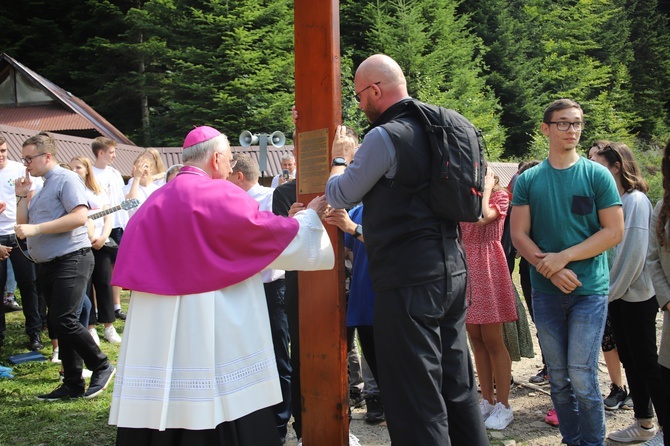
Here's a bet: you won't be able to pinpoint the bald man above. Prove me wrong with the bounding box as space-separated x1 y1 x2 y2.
325 54 489 445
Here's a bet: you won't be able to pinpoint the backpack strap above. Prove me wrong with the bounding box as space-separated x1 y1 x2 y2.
407 100 448 171
380 99 434 194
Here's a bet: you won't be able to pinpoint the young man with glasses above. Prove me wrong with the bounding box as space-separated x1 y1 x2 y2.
326 54 489 446
0 135 43 352
15 133 115 401
511 99 624 446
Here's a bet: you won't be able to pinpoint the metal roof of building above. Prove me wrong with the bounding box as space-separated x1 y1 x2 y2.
0 124 143 176
0 124 294 179
0 105 94 132
488 161 519 187
0 53 135 146
148 145 295 184
2 123 517 187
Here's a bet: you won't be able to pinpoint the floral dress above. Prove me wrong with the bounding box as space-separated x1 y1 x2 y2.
461 189 518 325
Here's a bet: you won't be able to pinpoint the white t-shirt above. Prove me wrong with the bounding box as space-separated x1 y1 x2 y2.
92 165 129 229
127 176 165 188
85 188 111 239
122 181 159 219
247 183 284 283
0 160 43 235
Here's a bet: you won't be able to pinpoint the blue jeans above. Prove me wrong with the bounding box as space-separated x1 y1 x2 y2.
532 291 607 446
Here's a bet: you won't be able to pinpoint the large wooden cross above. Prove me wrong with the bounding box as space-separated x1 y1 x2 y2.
294 0 348 445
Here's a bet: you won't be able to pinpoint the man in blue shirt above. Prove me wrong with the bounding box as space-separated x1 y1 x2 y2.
15 133 115 401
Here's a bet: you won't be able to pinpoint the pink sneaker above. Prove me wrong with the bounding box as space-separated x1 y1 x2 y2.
544 409 559 427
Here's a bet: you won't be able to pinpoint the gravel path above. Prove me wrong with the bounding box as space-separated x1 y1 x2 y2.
284 306 663 445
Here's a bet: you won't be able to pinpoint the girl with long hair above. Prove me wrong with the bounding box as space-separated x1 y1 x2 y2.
123 152 161 218
462 169 518 430
591 142 666 443
587 140 629 411
70 156 122 344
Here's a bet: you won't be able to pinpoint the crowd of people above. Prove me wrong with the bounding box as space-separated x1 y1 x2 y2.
0 53 669 446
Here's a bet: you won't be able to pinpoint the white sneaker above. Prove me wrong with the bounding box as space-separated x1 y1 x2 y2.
480 399 495 420
88 328 100 346
82 369 93 379
104 326 122 344
484 402 514 430
642 430 665 446
51 347 61 364
608 421 658 443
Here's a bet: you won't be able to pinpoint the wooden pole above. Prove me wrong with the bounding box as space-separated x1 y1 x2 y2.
294 0 347 445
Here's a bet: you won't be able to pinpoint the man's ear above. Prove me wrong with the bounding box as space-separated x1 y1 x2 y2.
228 170 243 183
209 151 220 171
541 122 550 136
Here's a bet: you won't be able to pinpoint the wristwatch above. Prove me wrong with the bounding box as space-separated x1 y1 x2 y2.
331 157 348 167
353 224 363 239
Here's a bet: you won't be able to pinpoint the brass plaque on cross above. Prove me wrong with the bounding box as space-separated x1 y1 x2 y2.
298 128 330 194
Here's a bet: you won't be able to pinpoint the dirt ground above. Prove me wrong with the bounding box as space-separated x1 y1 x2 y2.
284 303 664 446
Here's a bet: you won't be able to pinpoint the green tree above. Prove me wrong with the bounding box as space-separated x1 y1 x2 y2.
70 0 172 146
521 1 641 153
0 0 145 142
142 0 295 146
463 0 652 157
362 0 505 158
625 0 670 143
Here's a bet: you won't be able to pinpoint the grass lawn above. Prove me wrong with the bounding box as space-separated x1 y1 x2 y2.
0 291 130 446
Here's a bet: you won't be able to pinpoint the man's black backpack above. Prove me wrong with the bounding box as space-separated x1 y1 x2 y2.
409 100 486 223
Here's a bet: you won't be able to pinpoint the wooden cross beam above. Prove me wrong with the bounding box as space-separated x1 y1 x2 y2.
294 0 348 445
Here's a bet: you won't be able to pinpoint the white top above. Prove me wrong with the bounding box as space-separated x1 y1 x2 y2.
85 188 111 239
247 182 274 213
108 209 334 430
0 160 43 235
92 165 128 229
126 176 166 188
609 190 655 302
122 181 160 219
247 183 285 283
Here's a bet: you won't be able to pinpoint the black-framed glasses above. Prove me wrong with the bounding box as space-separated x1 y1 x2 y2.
354 82 381 103
21 153 47 165
547 121 584 131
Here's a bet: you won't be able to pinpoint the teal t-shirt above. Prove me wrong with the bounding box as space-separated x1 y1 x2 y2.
511 157 621 295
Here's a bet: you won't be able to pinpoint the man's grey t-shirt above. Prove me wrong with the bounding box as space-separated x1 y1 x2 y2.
27 166 91 262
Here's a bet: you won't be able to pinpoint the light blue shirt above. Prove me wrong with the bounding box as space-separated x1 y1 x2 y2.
27 166 91 262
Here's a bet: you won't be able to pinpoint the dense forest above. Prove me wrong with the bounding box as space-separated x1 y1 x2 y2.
1 0 670 164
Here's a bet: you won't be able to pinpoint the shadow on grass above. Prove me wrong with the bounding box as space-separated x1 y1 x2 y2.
0 292 130 446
